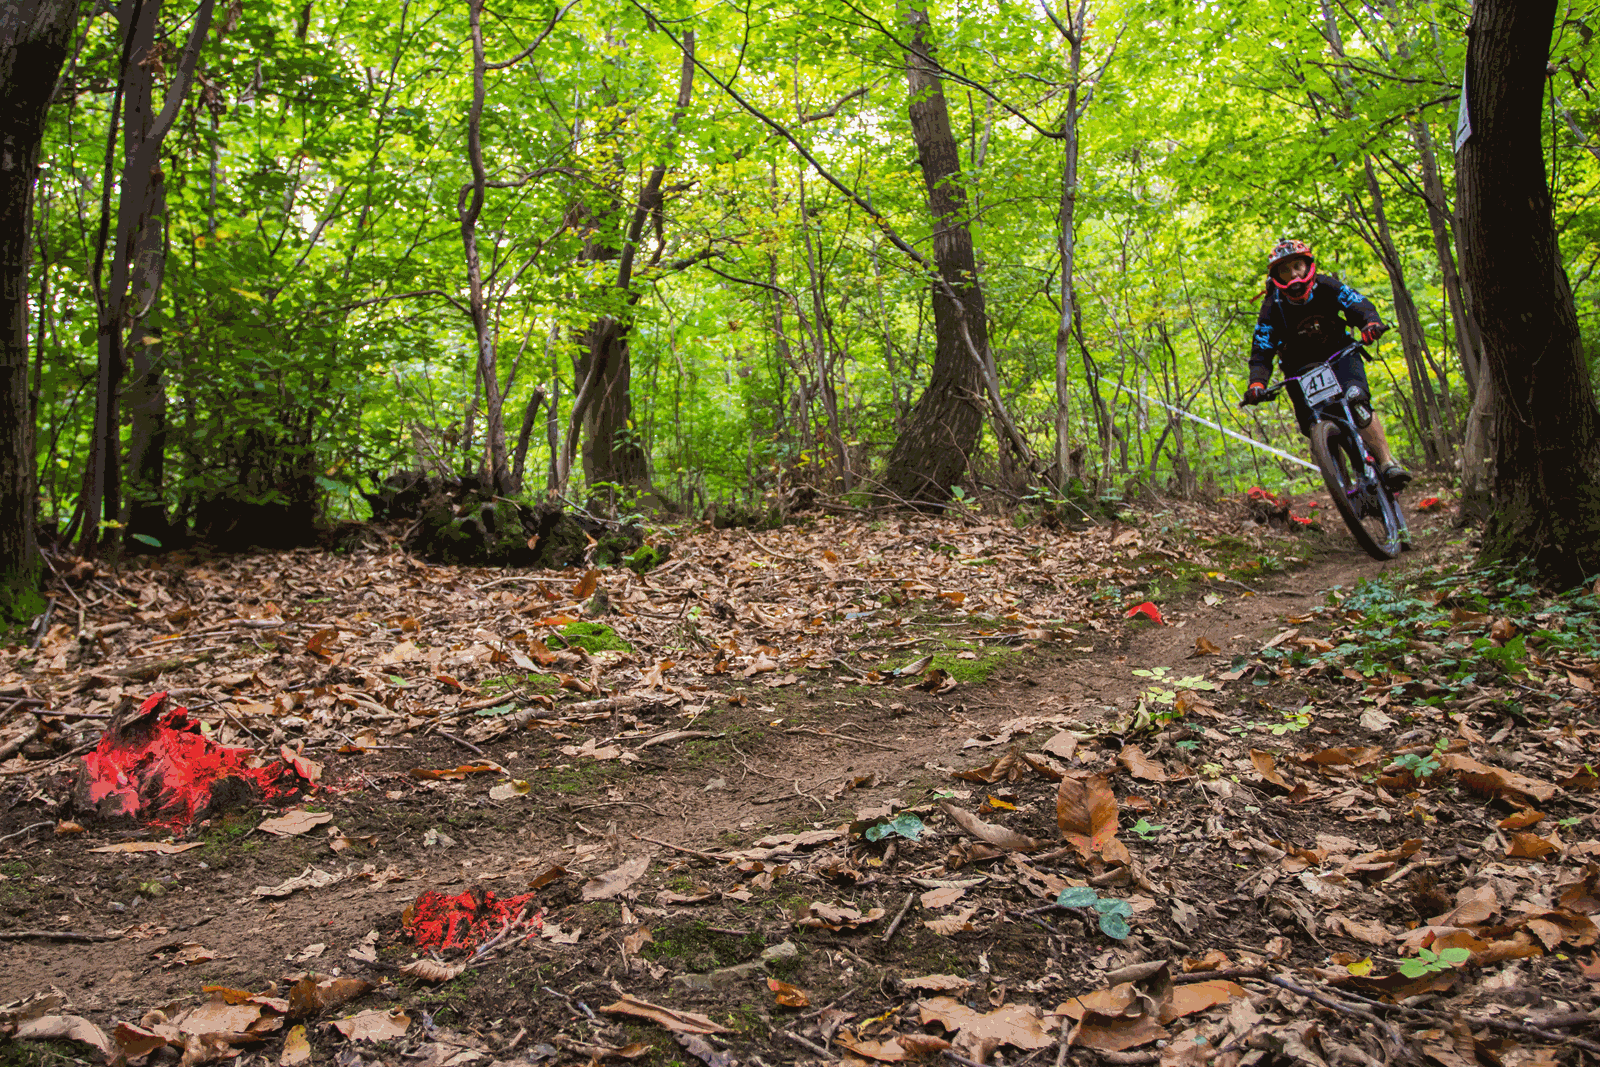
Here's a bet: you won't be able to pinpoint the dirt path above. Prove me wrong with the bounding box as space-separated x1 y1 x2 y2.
1 499 1477 1066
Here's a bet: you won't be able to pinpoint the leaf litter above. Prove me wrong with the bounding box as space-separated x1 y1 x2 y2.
3 503 1599 1064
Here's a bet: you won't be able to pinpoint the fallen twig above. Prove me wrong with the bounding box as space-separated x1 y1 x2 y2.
1252 976 1404 1053
0 820 54 845
0 735 102 776
880 890 917 945
0 929 117 942
438 730 487 757
782 1032 836 1061
631 832 733 863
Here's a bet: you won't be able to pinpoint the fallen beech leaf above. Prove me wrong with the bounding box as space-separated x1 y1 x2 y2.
767 978 809 1008
331 1009 410 1043
921 885 967 909
1439 753 1557 804
939 801 1042 852
1508 832 1560 860
917 997 1053 1051
923 906 978 935
799 901 885 930
600 994 729 1034
1189 636 1221 657
1250 750 1292 790
835 1032 911 1062
15 1015 115 1059
254 867 343 898
1056 773 1118 858
258 810 335 837
288 975 372 1017
1167 980 1247 1018
903 975 974 994
1041 730 1079 760
582 855 650 901
88 841 204 854
399 959 467 983
572 568 601 598
280 1025 311 1066
1118 745 1168 782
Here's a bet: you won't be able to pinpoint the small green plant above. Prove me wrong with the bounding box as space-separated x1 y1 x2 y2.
1269 709 1312 735
1055 887 1134 939
1392 738 1448 781
557 621 632 653
1397 945 1470 977
1129 818 1165 840
1132 665 1218 706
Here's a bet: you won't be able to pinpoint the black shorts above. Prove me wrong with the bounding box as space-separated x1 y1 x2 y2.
1284 348 1370 435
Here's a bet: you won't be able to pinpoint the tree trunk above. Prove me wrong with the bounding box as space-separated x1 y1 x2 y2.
79 0 213 555
1411 116 1483 399
0 0 77 619
568 31 695 501
1051 2 1090 493
123 2 170 546
1458 0 1600 584
879 2 987 505
1361 161 1452 467
460 0 511 495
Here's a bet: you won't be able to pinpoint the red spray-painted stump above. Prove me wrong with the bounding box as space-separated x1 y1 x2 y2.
77 692 311 830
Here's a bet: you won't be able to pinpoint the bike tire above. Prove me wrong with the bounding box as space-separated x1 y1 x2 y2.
1308 420 1403 560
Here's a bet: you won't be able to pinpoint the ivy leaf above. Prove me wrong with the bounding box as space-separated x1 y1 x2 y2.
865 812 926 842
1056 887 1099 908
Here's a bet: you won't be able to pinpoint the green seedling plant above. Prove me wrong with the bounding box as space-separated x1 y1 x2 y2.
1130 818 1164 841
1392 739 1448 782
1056 887 1134 939
1398 945 1470 978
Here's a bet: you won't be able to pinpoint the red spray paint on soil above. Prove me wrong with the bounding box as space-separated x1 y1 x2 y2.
403 888 542 953
81 692 310 829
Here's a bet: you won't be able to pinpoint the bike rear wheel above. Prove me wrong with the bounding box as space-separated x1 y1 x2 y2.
1308 420 1405 560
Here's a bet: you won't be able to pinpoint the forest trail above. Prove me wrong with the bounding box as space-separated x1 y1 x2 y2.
10 489 1596 1067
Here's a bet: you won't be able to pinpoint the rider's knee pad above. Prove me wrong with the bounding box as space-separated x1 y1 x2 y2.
1343 384 1373 428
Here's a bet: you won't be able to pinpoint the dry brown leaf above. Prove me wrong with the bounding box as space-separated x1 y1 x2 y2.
917 997 1053 1051
835 1033 911 1062
902 975 974 994
767 978 809 1008
1056 773 1118 858
1041 730 1079 760
1250 750 1292 790
920 885 967 909
258 810 335 837
923 906 979 935
799 902 885 930
1117 745 1168 783
582 855 650 901
88 841 204 855
1166 980 1246 1018
288 976 372 1018
939 801 1042 852
399 959 467 983
331 1009 410 1043
1440 753 1557 804
280 1025 311 1067
600 994 730 1034
15 1015 115 1059
1507 832 1560 860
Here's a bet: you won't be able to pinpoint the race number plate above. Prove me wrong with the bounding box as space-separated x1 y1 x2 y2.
1300 364 1341 405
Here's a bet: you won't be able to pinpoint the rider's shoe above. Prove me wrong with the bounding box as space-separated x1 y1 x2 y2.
1381 464 1413 493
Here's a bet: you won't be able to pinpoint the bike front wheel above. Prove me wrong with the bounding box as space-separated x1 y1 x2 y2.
1308 420 1405 560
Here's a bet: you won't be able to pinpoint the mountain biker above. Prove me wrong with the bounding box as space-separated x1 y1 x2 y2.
1242 239 1412 493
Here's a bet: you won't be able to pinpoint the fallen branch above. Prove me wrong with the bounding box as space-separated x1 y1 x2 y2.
0 820 54 844
631 832 733 863
0 718 42 762
782 1032 836 1061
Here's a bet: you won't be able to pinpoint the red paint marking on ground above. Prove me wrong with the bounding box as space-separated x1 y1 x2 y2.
404 889 542 953
82 692 309 829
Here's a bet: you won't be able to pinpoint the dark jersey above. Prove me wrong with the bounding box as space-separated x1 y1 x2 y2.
1249 274 1381 385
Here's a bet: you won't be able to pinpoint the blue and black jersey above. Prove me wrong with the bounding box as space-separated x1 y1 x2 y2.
1249 274 1381 386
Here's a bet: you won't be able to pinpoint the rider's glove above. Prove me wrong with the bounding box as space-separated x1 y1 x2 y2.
1360 322 1388 344
1242 382 1268 406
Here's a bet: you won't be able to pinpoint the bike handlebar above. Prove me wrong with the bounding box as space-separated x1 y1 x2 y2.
1239 341 1369 409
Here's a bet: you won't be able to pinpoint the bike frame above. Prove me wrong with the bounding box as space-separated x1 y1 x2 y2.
1260 343 1374 471
1250 342 1409 558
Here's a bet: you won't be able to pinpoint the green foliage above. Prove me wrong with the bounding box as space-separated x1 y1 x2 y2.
1397 945 1470 978
1055 886 1135 939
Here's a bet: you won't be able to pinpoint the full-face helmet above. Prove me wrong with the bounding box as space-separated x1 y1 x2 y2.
1267 238 1316 302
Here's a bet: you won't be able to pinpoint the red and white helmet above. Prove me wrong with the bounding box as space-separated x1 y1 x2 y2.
1267 239 1316 302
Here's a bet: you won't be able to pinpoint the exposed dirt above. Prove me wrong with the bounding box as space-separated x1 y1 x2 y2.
8 486 1591 1067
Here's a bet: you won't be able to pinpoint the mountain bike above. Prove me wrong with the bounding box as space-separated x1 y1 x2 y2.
1248 343 1409 561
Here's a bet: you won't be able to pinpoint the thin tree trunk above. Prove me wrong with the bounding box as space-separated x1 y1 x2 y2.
878 2 988 505
1052 1 1089 492
460 0 511 494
